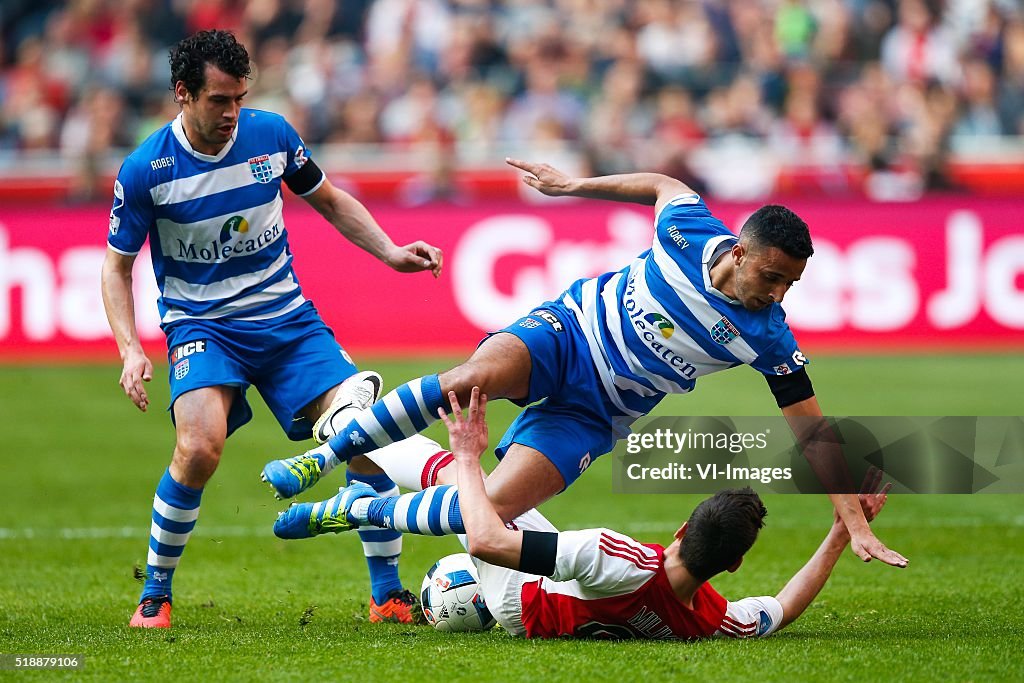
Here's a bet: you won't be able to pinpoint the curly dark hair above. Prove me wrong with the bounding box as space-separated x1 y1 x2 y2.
739 205 814 260
169 30 251 98
679 487 767 582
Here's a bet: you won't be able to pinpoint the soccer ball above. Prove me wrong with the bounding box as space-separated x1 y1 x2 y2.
419 553 496 632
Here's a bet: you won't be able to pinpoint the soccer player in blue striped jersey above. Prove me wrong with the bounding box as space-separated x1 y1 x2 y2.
264 158 908 571
101 30 443 628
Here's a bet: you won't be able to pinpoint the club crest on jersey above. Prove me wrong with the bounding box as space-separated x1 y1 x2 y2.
248 154 274 184
711 316 740 345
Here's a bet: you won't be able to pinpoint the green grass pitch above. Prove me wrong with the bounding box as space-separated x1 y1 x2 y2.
1 355 1022 681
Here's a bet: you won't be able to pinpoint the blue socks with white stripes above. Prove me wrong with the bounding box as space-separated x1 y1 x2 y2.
326 374 445 464
349 485 464 536
346 470 404 604
142 469 203 603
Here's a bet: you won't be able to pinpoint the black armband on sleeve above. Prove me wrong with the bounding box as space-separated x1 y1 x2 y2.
283 159 325 196
519 530 559 577
764 369 815 408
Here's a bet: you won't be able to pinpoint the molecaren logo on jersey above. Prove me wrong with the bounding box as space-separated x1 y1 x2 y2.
248 154 274 184
643 313 675 339
176 223 280 262
219 215 249 243
624 277 697 379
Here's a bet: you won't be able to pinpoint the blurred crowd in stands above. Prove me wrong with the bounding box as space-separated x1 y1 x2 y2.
1 0 1022 200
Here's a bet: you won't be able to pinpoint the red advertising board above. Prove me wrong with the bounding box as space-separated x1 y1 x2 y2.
0 197 1022 362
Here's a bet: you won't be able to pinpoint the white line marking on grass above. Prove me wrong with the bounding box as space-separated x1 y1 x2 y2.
0 525 267 540
2 516 1022 540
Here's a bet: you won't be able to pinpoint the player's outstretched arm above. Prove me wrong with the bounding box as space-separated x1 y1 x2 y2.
101 248 153 412
781 396 908 568
440 388 526 570
303 179 443 277
775 469 893 630
505 157 691 214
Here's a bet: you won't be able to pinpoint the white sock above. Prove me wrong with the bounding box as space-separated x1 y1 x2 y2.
311 442 340 476
318 407 361 471
349 497 373 524
363 434 452 492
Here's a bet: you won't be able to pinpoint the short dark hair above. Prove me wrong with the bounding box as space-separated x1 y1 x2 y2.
739 205 814 260
169 30 251 98
679 487 767 582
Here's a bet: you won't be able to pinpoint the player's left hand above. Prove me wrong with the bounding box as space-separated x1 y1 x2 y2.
385 241 443 277
438 387 488 463
505 157 577 196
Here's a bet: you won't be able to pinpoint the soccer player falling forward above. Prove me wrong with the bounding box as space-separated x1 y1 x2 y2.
289 388 896 640
264 158 908 570
101 30 443 628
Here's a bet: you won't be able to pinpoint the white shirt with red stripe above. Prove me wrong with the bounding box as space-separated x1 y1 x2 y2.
518 528 783 640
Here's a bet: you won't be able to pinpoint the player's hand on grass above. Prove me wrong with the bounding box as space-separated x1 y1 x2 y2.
506 158 577 197
850 530 908 568
841 467 907 567
439 387 488 463
119 346 153 412
386 241 444 278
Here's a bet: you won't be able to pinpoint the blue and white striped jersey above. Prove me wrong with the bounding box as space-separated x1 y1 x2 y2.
107 109 325 325
561 193 807 418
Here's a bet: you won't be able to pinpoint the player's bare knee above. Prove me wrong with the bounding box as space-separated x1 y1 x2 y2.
434 463 457 486
439 364 489 401
440 355 529 402
172 432 222 482
490 497 531 523
347 454 384 476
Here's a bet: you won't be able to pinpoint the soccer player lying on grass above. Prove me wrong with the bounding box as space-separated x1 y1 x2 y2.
263 158 907 570
278 388 894 640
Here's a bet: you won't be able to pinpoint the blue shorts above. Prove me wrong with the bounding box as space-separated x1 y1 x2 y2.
492 303 642 489
163 301 357 441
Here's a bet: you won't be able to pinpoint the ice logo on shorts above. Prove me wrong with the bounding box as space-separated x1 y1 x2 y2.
174 359 189 380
